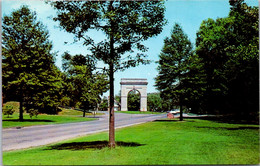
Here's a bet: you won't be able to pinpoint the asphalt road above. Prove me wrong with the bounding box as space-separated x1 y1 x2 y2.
2 112 166 151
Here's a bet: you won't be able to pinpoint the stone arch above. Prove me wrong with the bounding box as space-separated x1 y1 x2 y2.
120 78 148 111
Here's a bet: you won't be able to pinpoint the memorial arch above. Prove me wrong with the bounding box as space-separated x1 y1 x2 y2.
120 78 148 111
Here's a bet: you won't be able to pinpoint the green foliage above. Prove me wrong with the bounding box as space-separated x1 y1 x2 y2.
2 6 62 119
99 97 108 111
60 96 71 107
155 23 194 119
4 102 19 113
195 0 259 118
61 52 109 113
154 1 258 120
127 90 140 111
49 1 167 71
3 105 14 118
115 91 121 104
147 93 162 112
49 1 166 146
28 109 39 119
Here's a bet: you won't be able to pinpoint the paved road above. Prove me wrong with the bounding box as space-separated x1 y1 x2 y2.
3 112 166 151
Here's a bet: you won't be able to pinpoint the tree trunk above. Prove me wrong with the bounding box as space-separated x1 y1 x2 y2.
83 110 86 117
83 104 86 117
108 1 116 148
109 62 115 148
19 97 24 121
180 104 183 121
179 95 183 121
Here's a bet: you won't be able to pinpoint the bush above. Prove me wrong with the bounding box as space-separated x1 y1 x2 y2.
3 105 15 118
28 109 39 119
4 101 19 112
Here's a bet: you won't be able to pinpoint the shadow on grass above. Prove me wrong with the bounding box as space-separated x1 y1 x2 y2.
227 126 259 130
183 116 259 125
2 119 54 122
154 119 180 122
196 126 259 130
46 141 145 151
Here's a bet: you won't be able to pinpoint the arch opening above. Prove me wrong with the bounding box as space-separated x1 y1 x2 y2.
127 89 141 111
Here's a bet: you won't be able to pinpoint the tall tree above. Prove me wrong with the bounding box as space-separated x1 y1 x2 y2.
226 0 258 120
155 23 193 121
196 17 235 114
62 53 109 117
2 6 61 120
49 1 166 147
196 0 258 120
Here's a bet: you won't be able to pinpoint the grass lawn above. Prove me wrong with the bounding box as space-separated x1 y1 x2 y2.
2 113 96 128
115 111 164 114
58 108 105 116
3 118 259 165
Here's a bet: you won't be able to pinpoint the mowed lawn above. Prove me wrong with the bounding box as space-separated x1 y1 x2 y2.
3 119 259 165
115 111 163 114
2 113 96 128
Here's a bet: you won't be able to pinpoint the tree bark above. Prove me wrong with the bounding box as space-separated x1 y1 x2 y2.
19 96 24 121
108 2 116 147
109 62 115 148
179 95 183 121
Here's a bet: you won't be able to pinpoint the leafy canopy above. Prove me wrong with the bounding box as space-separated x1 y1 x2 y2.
49 1 167 71
61 52 109 111
195 0 258 117
2 6 62 117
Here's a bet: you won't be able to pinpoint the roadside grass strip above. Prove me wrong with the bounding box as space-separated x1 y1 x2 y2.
2 113 96 128
58 108 105 116
3 119 259 165
115 111 164 114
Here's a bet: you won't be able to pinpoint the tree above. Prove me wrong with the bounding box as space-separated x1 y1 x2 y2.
196 0 258 120
155 23 194 121
2 6 62 120
147 93 162 112
49 1 166 147
196 16 235 114
61 52 109 117
225 0 258 120
99 96 108 111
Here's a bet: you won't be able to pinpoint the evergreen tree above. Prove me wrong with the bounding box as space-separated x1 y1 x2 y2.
2 6 62 120
155 23 193 121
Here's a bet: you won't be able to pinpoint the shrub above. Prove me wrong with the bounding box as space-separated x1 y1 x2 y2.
28 109 39 119
4 101 19 112
3 105 15 118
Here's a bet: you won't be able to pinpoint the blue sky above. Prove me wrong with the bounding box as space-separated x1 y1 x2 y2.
2 0 258 97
